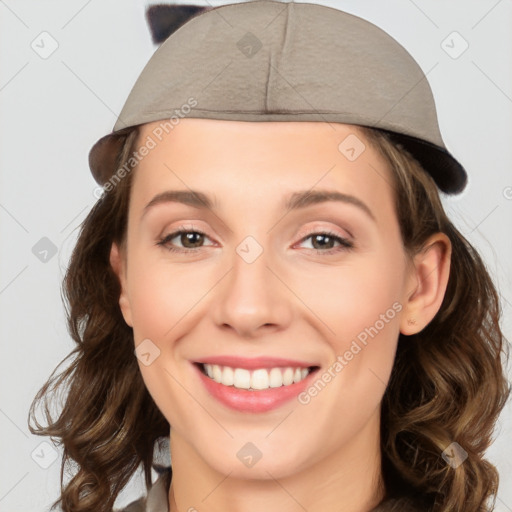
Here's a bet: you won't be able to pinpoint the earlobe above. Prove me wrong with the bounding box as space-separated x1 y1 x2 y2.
109 242 133 328
400 233 452 335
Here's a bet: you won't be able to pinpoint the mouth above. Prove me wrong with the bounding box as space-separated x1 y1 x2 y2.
194 362 320 391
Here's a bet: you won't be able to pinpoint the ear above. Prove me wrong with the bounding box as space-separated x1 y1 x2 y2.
400 233 452 335
109 242 133 328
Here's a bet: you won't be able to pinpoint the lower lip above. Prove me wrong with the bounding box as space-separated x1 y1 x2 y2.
193 363 319 413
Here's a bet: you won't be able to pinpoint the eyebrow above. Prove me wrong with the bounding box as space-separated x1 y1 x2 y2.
142 189 375 222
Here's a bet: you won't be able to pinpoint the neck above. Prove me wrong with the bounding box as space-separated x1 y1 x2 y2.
167 411 385 512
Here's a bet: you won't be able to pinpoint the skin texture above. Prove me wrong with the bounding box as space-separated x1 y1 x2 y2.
109 119 451 512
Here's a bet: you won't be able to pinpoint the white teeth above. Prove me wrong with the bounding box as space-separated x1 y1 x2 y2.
282 367 294 386
233 368 251 389
269 368 283 388
212 365 222 382
221 366 234 386
251 369 269 390
202 364 313 390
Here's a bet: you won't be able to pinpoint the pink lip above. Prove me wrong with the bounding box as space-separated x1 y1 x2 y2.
194 355 316 370
192 362 320 413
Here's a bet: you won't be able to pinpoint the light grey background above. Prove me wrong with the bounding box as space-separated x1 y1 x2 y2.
1 0 511 510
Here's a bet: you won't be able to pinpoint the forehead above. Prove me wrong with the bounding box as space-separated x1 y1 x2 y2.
130 118 394 216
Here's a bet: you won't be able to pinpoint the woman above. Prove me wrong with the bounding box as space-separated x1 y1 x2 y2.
28 2 510 512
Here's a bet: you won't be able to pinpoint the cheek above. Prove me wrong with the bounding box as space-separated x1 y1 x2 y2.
293 248 405 345
125 251 204 423
292 247 405 414
126 252 209 341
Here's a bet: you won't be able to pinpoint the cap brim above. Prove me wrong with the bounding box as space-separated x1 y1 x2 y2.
88 128 134 187
384 131 467 194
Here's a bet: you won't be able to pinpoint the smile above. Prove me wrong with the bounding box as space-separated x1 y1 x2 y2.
193 361 320 413
199 363 316 391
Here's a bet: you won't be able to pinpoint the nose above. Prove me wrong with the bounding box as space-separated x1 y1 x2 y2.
211 242 294 338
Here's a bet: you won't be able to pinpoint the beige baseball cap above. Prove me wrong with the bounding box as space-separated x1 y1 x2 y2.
88 0 467 194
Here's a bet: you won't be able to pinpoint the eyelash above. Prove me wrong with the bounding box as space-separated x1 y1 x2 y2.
156 228 354 255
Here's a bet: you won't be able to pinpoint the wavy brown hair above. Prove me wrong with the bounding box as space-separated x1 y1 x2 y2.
28 124 510 512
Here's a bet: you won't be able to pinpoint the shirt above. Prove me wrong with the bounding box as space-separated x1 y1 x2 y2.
114 467 172 512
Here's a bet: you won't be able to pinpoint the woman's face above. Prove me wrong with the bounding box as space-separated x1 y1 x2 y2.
111 119 417 480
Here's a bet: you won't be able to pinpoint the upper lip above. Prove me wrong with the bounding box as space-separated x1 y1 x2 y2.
194 355 319 370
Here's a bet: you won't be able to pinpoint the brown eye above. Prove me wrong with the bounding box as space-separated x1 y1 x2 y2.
311 233 337 250
157 229 213 252
177 231 205 249
298 231 354 254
